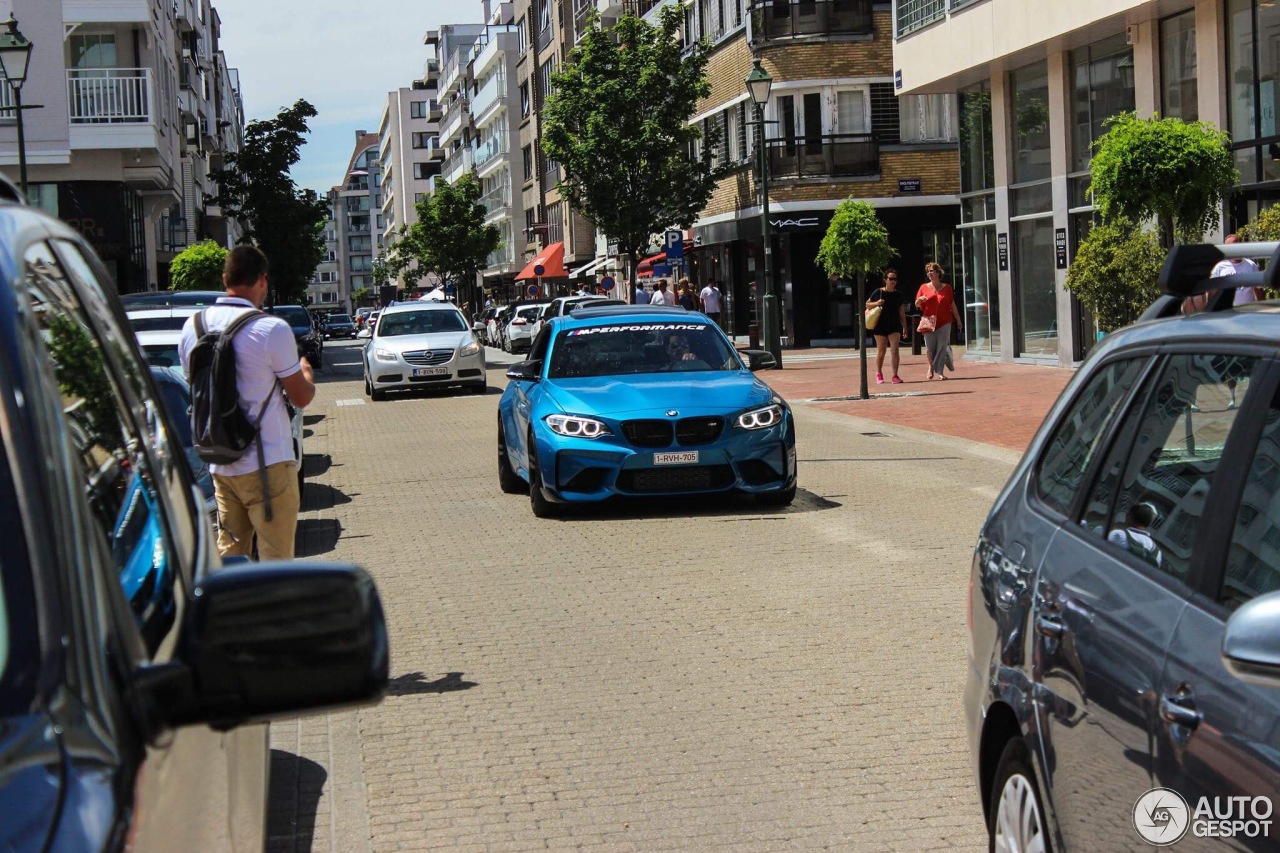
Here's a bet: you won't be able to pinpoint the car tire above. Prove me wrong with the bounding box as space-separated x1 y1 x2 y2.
307 353 322 369
470 382 487 395
989 739 1053 853
371 385 387 402
527 430 559 518
498 420 526 494
364 372 373 397
756 482 797 507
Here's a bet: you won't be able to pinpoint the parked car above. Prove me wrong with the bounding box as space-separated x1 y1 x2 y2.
324 312 359 339
268 303 324 367
503 302 550 353
967 240 1280 852
363 301 487 400
119 289 226 309
475 305 498 338
498 304 792 517
486 305 511 348
356 306 374 329
0 199 388 851
150 366 217 520
529 295 625 339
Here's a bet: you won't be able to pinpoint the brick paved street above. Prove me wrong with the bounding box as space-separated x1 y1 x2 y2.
268 340 1029 852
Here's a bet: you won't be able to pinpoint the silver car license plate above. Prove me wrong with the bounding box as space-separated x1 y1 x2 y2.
654 451 699 465
412 367 448 377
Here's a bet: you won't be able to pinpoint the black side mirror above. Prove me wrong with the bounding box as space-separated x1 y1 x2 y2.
742 349 777 371
159 562 388 730
1222 590 1280 689
506 360 543 382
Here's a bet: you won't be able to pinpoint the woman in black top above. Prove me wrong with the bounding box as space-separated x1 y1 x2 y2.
865 268 909 384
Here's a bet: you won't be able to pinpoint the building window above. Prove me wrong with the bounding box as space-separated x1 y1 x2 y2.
410 101 427 119
350 255 373 272
413 162 433 180
412 132 436 148
898 94 956 142
414 193 426 203
1160 11 1198 122
350 275 370 289
539 59 556 98
520 82 531 117
1011 61 1051 185
69 33 117 68
538 0 552 34
1069 34 1134 174
959 82 994 194
869 83 900 144
522 144 534 181
525 207 537 239
349 235 372 252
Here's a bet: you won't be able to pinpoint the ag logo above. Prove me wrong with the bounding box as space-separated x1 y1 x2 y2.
1134 788 1190 846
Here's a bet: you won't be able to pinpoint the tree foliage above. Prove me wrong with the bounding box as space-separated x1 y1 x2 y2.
540 4 719 298
211 99 328 306
815 200 895 280
352 287 371 306
1089 113 1238 246
1236 205 1280 241
1065 219 1165 332
384 174 501 290
169 239 227 291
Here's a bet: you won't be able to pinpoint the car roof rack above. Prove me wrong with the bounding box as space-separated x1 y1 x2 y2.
1143 240 1280 321
568 305 690 319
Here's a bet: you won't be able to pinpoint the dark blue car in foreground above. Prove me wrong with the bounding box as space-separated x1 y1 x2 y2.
498 305 796 517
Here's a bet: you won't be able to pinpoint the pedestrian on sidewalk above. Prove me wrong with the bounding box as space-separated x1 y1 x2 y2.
700 280 723 327
180 245 316 560
655 279 677 306
1184 233 1262 314
634 282 652 304
915 262 963 380
865 268 908 384
677 278 698 311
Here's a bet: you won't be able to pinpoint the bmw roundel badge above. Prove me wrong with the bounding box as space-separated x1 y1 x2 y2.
666 410 679 417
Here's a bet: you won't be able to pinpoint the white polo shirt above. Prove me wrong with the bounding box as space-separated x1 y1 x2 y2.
179 297 302 477
699 285 722 314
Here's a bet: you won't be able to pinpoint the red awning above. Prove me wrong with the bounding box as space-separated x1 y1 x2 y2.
636 252 666 278
515 242 567 280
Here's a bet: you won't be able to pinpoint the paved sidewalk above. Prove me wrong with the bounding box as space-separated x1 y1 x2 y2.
762 346 1076 452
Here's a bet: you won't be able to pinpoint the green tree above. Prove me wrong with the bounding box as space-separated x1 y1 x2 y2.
352 286 371 307
1065 218 1165 332
169 239 227 291
541 4 719 302
211 99 328 306
815 200 895 399
397 174 501 296
1089 113 1238 246
1237 205 1280 241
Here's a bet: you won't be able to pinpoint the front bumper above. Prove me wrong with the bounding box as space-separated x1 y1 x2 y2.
529 412 796 503
370 348 488 389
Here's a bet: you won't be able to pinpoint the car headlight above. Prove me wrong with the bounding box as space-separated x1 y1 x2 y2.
374 348 398 362
546 414 611 438
735 403 784 430
459 340 481 357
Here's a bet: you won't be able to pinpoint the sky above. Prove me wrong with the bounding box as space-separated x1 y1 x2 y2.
212 0 477 194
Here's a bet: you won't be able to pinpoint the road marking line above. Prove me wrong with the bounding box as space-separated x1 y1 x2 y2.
335 399 366 407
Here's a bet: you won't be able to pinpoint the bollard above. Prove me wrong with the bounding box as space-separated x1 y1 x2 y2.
748 323 760 349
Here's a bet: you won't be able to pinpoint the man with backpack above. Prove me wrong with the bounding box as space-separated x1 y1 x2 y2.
179 246 316 560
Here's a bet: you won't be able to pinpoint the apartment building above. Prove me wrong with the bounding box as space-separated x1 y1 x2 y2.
5 0 245 293
325 131 381 312
889 0 1258 366
378 64 443 254
679 0 960 346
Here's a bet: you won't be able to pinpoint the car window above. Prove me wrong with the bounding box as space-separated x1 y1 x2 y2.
331 314 352 323
1034 358 1147 516
547 320 739 378
25 242 181 652
128 316 189 332
528 326 552 362
141 343 182 368
1080 353 1261 584
378 310 466 336
0 430 40 717
1222 385 1280 610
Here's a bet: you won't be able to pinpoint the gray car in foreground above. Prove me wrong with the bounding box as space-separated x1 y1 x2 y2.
363 302 487 399
968 241 1280 852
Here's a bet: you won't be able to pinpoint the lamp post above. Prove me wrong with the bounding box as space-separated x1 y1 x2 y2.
745 59 781 366
0 14 33 198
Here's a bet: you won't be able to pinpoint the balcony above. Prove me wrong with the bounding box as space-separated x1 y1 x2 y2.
442 147 475 184
895 0 945 37
767 133 878 179
423 57 440 83
67 68 160 150
749 0 872 43
474 133 509 172
439 97 469 145
472 71 507 126
480 182 511 218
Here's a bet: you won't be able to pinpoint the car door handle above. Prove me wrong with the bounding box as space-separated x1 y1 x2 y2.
1160 695 1202 730
1036 614 1066 639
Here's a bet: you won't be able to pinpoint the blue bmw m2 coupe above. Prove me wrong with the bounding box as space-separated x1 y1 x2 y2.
498 305 797 517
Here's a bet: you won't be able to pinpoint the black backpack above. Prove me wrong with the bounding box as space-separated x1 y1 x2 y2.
189 309 272 465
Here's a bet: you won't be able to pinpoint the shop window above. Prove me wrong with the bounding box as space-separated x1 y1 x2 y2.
1160 11 1198 121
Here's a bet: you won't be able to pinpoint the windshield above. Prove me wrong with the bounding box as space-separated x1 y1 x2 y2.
330 314 353 323
548 321 741 379
377 310 466 336
517 306 542 320
272 306 311 328
142 343 182 369
129 316 189 332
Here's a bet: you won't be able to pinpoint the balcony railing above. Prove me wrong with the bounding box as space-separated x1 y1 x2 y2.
442 147 475 184
67 68 154 124
472 71 507 121
896 0 945 36
474 133 509 170
0 80 14 118
749 0 873 42
767 133 879 179
480 183 511 215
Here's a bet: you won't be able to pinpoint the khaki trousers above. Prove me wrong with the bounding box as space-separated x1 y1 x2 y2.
213 461 300 561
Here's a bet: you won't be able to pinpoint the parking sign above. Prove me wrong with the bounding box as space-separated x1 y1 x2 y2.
665 230 684 260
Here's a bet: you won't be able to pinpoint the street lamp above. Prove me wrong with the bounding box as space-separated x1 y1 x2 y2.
0 14 33 198
745 59 781 366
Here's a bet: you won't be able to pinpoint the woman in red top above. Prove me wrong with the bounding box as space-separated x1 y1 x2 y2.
914 262 963 380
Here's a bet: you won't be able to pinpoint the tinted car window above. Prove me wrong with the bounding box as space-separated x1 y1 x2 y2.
378 310 466 336
548 321 738 378
0 436 39 716
271 306 311 329
129 316 188 332
330 314 353 324
1081 354 1260 582
1222 388 1280 610
141 343 182 368
1035 358 1146 516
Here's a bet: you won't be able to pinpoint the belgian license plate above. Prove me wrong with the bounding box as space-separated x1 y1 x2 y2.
654 451 699 465
412 367 448 377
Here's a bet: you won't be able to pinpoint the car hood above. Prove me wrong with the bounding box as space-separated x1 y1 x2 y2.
543 372 774 417
373 331 471 352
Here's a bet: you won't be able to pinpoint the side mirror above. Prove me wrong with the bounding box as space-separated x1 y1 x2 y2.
743 349 777 371
505 360 543 382
159 562 388 730
1223 591 1280 689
